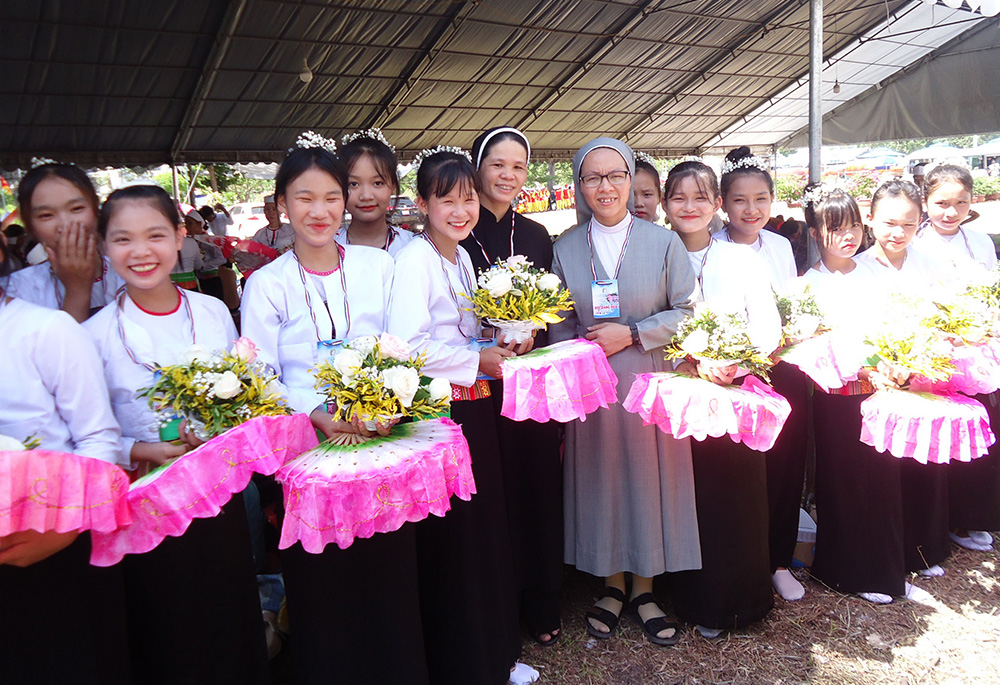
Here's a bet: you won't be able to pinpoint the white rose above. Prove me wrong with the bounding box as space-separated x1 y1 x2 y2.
212 371 242 400
183 344 211 364
333 349 364 381
263 379 285 399
679 328 710 355
378 333 412 361
0 434 26 451
485 271 514 298
428 377 452 403
506 255 530 268
537 273 562 292
793 314 821 339
350 335 378 357
382 366 420 408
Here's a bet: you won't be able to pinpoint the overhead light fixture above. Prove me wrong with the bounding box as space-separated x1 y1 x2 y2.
941 0 963 7
833 80 841 94
299 57 313 84
981 0 1000 15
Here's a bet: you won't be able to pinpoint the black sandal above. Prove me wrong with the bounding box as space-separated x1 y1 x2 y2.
627 592 681 646
531 626 562 647
585 586 626 639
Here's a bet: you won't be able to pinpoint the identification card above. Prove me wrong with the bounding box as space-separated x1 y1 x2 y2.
470 337 498 381
317 339 345 364
592 279 621 319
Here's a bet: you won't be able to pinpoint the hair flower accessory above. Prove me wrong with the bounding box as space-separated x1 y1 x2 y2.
341 128 396 153
721 154 770 176
634 151 658 167
295 130 338 153
412 145 473 175
31 156 60 168
802 181 850 207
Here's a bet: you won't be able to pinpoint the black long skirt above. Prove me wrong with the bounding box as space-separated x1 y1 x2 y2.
811 392 906 596
123 493 270 685
489 378 564 635
417 397 520 685
0 533 132 684
949 392 1000 531
281 525 429 685
900 458 951 571
672 436 773 630
765 361 810 571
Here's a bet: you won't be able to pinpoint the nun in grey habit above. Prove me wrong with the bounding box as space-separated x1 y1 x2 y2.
549 137 701 646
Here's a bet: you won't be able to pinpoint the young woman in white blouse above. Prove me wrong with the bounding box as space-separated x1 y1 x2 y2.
388 148 531 685
660 160 781 637
0 236 131 684
241 139 431 685
85 184 268 684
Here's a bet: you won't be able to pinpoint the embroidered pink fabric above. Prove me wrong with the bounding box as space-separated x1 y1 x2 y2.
623 373 791 452
499 338 619 422
277 418 475 553
859 389 995 464
90 414 316 566
0 450 131 537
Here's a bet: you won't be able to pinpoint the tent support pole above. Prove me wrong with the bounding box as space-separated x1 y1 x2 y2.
172 165 180 204
808 0 823 184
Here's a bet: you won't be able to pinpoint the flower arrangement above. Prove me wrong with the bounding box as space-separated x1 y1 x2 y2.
863 300 956 383
921 291 994 345
138 337 290 441
313 333 452 431
775 283 827 345
666 305 775 381
0 433 41 451
467 255 575 344
964 266 1000 311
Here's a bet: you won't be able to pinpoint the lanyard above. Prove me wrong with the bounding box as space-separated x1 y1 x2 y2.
51 259 109 309
470 209 516 265
115 286 194 372
724 226 763 252
294 244 350 344
344 225 395 251
694 239 715 291
420 233 476 338
587 216 634 281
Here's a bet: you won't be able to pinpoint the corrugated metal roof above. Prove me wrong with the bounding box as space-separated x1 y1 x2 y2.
0 0 988 166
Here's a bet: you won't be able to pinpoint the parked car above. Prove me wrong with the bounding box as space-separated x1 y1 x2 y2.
390 195 423 231
229 202 266 238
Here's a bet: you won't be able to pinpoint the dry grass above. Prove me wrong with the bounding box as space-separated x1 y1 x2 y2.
522 543 1000 685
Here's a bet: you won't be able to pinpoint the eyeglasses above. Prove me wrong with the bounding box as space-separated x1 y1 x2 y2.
580 171 630 188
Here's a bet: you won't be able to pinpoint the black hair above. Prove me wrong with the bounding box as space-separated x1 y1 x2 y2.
197 205 216 220
472 127 530 169
634 159 662 199
98 185 181 238
720 146 774 198
870 179 922 216
17 163 100 236
664 161 719 200
274 146 349 204
0 234 12 279
923 163 973 200
802 184 862 234
340 135 401 207
416 151 481 201
2 223 25 238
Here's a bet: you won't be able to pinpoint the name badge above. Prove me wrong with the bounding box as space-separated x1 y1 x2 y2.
470 337 497 381
592 279 620 319
317 339 345 364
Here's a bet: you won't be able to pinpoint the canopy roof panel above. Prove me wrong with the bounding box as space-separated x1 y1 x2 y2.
1 0 990 167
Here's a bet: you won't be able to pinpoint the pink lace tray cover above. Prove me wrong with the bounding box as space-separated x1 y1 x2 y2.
90 413 317 566
0 450 131 537
624 373 791 452
277 418 476 553
859 389 995 464
778 332 863 392
500 338 619 422
910 338 1000 397
195 234 279 277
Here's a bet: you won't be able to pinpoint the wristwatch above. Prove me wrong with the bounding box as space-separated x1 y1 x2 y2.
627 318 641 348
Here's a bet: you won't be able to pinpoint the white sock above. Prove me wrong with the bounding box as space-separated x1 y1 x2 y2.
917 564 945 578
949 532 992 552
904 582 934 604
858 591 893 604
509 662 540 685
970 531 994 546
771 569 805 601
697 625 724 638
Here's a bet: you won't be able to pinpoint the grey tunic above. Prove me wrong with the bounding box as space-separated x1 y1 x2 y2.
550 218 702 577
